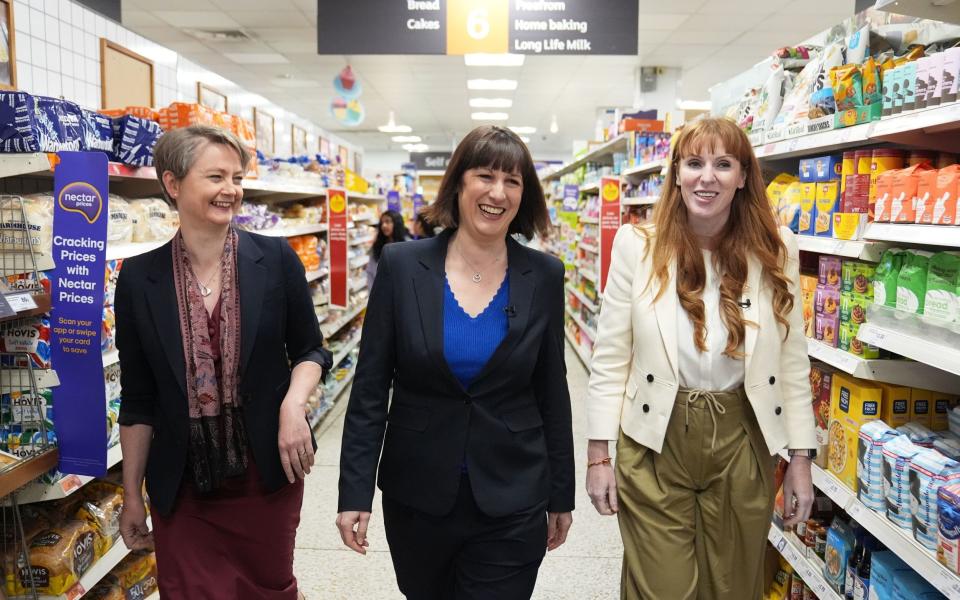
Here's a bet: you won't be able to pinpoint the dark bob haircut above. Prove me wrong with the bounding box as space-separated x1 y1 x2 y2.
421 125 550 240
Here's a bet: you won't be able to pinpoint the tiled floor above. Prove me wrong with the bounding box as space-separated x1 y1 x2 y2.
294 345 623 600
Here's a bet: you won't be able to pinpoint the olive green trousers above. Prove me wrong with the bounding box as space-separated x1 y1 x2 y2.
615 387 776 600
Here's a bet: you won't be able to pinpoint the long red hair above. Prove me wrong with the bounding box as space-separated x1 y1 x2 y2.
643 117 793 357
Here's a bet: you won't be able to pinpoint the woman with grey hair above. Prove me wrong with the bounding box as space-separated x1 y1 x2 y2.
116 125 331 599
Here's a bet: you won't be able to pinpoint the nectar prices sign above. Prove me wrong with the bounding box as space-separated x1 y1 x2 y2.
50 152 108 476
328 188 349 309
598 176 621 293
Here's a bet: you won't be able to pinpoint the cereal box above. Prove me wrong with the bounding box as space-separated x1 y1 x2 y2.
912 388 934 428
798 182 817 235
878 383 912 428
815 284 841 316
810 363 834 468
815 181 841 236
840 292 871 325
933 391 960 432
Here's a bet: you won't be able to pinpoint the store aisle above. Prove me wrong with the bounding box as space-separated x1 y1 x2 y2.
294 345 622 600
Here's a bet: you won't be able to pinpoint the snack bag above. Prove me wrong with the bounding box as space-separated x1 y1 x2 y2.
774 55 824 128
753 64 793 133
846 25 869 65
874 248 906 307
924 251 960 326
778 181 803 232
129 198 177 243
766 173 798 211
809 43 844 118
896 249 934 314
910 448 960 550
862 56 882 105
831 64 863 111
814 181 839 237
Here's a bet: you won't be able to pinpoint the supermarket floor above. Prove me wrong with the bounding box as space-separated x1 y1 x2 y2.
293 345 623 600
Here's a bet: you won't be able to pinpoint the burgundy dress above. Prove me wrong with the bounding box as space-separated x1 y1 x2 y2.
151 299 305 599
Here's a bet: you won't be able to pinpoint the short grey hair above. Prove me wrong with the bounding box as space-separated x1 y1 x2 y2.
153 125 252 203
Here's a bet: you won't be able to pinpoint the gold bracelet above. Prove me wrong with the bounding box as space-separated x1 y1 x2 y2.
587 457 612 468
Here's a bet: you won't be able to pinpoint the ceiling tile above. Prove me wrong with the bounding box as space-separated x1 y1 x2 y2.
154 11 239 29
120 10 166 27
266 40 317 54
666 29 739 45
637 0 705 14
698 0 789 14
252 27 315 42
636 29 673 45
636 14 690 30
128 0 218 9
680 13 766 31
230 11 306 28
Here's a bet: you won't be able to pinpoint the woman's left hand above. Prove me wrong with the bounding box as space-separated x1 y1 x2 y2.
547 512 572 551
278 396 314 483
782 456 814 527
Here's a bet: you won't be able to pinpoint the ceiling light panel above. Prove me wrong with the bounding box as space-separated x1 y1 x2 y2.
467 79 518 91
469 98 513 108
403 143 429 152
509 126 536 134
223 52 289 64
471 112 509 121
392 135 422 143
464 54 525 67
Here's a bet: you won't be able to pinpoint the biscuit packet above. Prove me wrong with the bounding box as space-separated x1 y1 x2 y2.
862 56 882 105
832 64 864 111
897 249 934 315
924 251 960 327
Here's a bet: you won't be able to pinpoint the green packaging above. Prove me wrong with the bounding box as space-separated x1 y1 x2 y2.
924 251 960 326
842 261 876 296
840 292 872 325
874 248 907 307
896 249 934 314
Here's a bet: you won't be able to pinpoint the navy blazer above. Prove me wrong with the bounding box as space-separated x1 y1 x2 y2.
116 230 331 516
338 229 575 518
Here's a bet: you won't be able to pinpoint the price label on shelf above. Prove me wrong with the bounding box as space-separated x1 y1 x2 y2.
787 138 800 153
935 571 960 598
820 477 844 503
847 502 865 519
5 292 37 312
65 581 86 600
59 474 83 495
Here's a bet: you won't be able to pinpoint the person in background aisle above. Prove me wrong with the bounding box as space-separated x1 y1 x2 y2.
337 125 575 600
585 117 817 599
365 209 410 289
411 212 437 239
115 125 332 600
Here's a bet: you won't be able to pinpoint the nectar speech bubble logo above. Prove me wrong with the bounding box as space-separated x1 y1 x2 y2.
58 182 103 224
602 181 620 202
329 190 346 214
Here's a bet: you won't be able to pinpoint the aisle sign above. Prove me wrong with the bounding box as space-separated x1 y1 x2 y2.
328 188 349 308
317 0 638 55
50 152 108 476
598 176 620 293
387 190 401 213
562 184 579 212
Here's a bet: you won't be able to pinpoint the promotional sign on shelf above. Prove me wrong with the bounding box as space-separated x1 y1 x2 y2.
387 190 401 214
328 188 349 308
562 184 579 212
50 152 108 476
413 193 425 216
598 177 621 293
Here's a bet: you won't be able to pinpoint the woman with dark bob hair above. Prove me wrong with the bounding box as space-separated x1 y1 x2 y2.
365 209 410 289
337 125 575 600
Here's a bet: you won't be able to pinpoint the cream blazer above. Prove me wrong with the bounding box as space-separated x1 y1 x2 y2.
586 224 817 455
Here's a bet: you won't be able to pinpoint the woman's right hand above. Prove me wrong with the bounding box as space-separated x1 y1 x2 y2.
586 439 619 516
336 511 371 555
120 494 154 551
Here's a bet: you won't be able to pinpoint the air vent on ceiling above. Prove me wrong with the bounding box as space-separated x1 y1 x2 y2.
184 29 253 43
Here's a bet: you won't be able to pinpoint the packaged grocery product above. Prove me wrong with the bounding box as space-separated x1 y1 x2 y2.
801 274 818 338
901 61 918 112
110 115 162 167
106 195 133 244
21 520 101 595
910 389 934 428
840 292 870 325
862 56 882 105
104 362 121 403
896 249 934 315
799 155 841 183
819 256 842 288
129 198 177 243
874 248 906 307
77 481 124 546
858 420 900 511
939 484 960 574
809 43 844 118
847 322 880 358
933 391 960 431
778 181 803 232
870 149 905 216
80 109 114 153
916 167 939 225
869 551 912 599
0 91 42 152
822 517 855 593
943 47 960 104
159 102 216 130
846 25 869 65
882 435 922 528
34 96 85 153
102 306 115 353
916 56 931 110
831 64 863 111
85 581 124 600
935 434 960 461
816 283 841 317
891 569 944 598
882 65 900 117
816 313 840 347
798 184 816 235
841 261 875 296
814 181 840 236
109 550 158 597
829 375 882 490
929 165 960 225
810 363 834 466
0 193 55 257
753 64 791 133
910 448 960 549
842 150 871 214
840 151 856 198
927 51 945 107
922 251 960 326
103 259 123 308
0 317 52 369
878 383 911 428
774 56 823 129
874 168 898 222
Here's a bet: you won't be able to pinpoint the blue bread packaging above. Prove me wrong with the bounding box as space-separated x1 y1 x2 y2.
81 109 114 153
0 92 40 152
891 569 944 598
34 96 84 152
868 551 912 600
111 115 162 166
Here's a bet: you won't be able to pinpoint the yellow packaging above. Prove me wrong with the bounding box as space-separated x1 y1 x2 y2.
815 181 841 237
799 182 817 235
878 383 912 428
766 173 798 212
932 391 960 431
832 213 869 240
911 388 934 427
828 373 882 490
828 417 865 490
801 274 818 338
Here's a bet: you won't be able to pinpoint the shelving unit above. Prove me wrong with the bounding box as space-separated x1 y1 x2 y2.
621 196 658 206
806 338 960 393
541 136 628 182
330 335 361 368
311 366 359 430
319 301 367 339
349 255 371 269
579 269 598 284
795 235 889 262
106 239 173 262
767 525 840 600
580 181 599 194
254 223 328 238
305 269 327 283
565 284 599 313
863 223 960 248
874 0 960 26
565 305 597 341
621 159 667 178
18 443 123 504
856 322 960 378
564 329 591 370
579 242 598 254
350 235 376 247
580 216 599 225
0 369 60 392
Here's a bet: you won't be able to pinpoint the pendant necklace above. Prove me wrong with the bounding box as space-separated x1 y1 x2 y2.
455 238 502 284
190 257 222 297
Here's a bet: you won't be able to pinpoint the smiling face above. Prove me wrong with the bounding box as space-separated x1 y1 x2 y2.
457 167 522 241
676 143 746 234
164 142 244 230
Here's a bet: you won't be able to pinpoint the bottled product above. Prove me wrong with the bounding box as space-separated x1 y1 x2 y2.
845 524 864 598
852 536 875 600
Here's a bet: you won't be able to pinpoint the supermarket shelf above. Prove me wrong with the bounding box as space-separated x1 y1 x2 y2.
564 328 592 371
0 369 60 392
319 301 367 339
253 223 328 238
579 242 599 254
874 0 960 24
755 122 872 160
350 192 387 203
580 181 599 194
146 593 159 600
350 235 376 246
622 196 658 206
565 305 597 341
795 235 889 262
579 269 598 284
311 365 359 430
31 516 154 600
863 223 960 248
541 136 628 182
349 255 371 269
622 159 667 178
0 153 52 179
806 338 960 394
857 322 960 377
0 449 58 499
566 284 599 313
18 443 123 504
580 216 599 224
806 461 960 599
106 238 173 261
240 178 327 197
102 349 119 369
767 525 841 600
305 269 327 283
349 279 367 293
330 335 361 368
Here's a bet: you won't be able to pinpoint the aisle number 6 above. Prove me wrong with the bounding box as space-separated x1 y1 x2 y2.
447 0 507 55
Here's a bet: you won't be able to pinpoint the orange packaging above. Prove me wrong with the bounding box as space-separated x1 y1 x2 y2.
875 168 899 222
160 103 216 130
916 168 940 224
124 106 159 121
932 165 960 225
98 108 126 118
890 163 935 223
870 149 905 219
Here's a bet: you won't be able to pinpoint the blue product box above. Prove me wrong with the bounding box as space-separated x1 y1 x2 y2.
0 92 39 152
111 115 163 166
81 109 114 153
799 155 842 182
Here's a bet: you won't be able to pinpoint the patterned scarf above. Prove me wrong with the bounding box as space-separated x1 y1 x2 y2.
172 228 247 493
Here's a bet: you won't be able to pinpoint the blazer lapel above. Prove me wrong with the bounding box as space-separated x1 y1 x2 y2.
742 253 763 375
145 242 187 397
470 237 534 387
413 230 464 391
652 261 680 381
236 231 266 378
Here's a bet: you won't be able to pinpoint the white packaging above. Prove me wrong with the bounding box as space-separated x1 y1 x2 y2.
928 52 945 106
943 47 960 103
916 56 931 110
883 435 922 529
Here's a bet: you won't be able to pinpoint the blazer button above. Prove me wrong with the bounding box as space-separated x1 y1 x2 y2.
775 406 782 416
642 404 650 413
769 376 776 385
464 397 472 405
646 374 654 383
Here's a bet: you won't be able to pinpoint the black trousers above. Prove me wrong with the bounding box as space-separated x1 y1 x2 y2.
382 474 548 600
